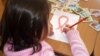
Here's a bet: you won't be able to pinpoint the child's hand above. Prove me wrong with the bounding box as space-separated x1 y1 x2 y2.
63 25 74 33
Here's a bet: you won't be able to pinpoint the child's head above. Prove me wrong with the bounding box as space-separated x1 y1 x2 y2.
0 0 51 53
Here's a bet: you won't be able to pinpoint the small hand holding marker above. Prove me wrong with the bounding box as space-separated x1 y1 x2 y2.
63 25 74 33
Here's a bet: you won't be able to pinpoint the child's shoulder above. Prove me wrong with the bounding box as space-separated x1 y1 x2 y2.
41 41 53 50
40 41 55 56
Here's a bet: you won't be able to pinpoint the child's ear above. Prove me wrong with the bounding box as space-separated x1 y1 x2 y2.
40 28 48 41
48 24 54 36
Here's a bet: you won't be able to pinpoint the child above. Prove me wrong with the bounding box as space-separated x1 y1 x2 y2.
0 0 89 56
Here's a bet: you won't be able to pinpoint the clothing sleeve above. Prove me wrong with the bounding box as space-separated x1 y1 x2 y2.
66 29 89 56
40 41 55 56
41 48 55 56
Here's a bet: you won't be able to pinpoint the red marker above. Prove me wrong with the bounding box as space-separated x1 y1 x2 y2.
69 17 87 28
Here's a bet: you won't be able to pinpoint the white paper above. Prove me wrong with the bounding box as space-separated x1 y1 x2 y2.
69 0 80 6
89 20 100 31
49 10 80 43
90 9 100 17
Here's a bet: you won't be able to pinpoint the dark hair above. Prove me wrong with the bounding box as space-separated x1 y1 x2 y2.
0 0 51 54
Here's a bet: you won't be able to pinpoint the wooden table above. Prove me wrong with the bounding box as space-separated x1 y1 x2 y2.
94 17 100 56
46 0 100 56
0 0 4 20
94 31 100 56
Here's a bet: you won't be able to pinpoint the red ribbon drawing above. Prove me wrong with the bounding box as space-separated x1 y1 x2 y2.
58 15 69 32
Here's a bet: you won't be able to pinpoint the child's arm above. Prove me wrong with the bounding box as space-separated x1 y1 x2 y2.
66 29 89 56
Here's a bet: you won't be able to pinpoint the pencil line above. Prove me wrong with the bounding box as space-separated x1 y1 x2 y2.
69 17 87 28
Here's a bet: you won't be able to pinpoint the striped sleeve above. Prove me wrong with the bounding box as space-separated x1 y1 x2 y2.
66 29 89 56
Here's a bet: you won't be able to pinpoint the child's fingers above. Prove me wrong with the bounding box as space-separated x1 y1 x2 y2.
63 24 75 33
65 25 71 28
48 24 54 36
63 26 71 33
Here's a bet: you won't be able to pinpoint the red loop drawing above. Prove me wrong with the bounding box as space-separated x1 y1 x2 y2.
58 15 69 32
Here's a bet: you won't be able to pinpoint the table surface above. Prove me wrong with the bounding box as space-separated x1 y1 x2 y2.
94 31 100 56
0 0 4 20
46 0 100 56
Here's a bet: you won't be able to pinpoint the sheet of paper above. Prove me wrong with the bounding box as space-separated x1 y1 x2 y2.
90 9 100 17
49 10 80 43
49 0 72 13
69 5 90 18
69 0 80 6
82 8 93 22
89 20 100 31
68 5 93 22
